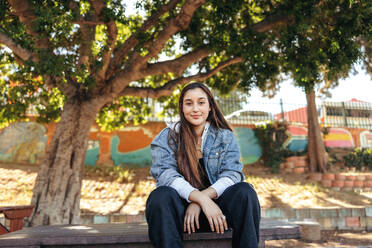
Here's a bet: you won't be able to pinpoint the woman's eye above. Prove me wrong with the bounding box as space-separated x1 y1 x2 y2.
200 102 205 105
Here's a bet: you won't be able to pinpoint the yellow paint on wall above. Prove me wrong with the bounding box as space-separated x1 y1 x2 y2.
324 133 352 141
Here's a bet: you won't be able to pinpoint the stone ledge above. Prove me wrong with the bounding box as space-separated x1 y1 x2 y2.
0 219 300 248
74 207 372 232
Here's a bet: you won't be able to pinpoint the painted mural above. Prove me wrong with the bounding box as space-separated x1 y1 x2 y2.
360 130 372 148
108 126 263 167
110 126 156 167
323 128 355 148
234 127 261 164
85 139 100 166
85 127 100 166
1 121 369 167
0 122 47 164
283 126 308 152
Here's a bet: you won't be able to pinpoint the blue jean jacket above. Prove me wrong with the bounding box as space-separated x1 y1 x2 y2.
150 124 244 187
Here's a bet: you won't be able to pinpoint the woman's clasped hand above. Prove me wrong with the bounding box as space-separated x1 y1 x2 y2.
184 193 228 234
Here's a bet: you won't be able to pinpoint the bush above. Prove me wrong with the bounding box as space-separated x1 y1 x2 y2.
253 121 290 173
343 148 372 171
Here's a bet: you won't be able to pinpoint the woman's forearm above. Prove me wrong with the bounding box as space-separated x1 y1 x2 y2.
188 187 217 205
188 190 211 205
201 187 217 199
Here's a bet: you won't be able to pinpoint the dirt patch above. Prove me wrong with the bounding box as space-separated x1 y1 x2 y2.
1 162 371 214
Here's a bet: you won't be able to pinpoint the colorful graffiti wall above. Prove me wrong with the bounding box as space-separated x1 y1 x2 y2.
0 121 369 167
0 122 47 164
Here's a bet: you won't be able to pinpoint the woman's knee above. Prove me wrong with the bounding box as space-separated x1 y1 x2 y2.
146 186 180 209
230 182 259 202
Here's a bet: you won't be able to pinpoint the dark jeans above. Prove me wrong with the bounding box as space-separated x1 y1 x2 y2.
146 182 261 248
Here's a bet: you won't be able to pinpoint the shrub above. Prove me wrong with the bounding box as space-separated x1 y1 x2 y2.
253 121 290 173
343 148 372 171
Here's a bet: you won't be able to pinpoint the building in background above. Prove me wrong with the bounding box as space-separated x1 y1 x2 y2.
322 98 372 129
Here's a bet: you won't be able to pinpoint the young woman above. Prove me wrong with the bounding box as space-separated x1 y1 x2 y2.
146 82 261 248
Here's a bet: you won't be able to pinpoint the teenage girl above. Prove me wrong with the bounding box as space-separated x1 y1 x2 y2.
146 82 261 248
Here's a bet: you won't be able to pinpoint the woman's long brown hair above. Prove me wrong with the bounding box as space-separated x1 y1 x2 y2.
168 82 232 188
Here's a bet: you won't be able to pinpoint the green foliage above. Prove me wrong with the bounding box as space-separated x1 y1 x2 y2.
97 96 152 131
0 0 370 130
343 148 372 171
277 0 370 92
156 89 181 120
0 68 64 128
253 121 289 173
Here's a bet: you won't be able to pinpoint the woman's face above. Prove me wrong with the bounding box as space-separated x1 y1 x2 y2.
182 87 211 129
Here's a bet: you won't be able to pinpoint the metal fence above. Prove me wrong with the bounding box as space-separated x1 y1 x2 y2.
25 93 372 129
151 95 372 129
152 91 372 129
219 98 372 129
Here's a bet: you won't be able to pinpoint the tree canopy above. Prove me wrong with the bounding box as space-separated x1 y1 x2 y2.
1 0 369 129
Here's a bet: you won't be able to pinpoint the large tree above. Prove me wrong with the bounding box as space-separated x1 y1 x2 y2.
0 0 370 225
277 1 371 172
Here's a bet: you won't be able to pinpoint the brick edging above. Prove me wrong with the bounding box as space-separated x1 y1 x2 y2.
280 156 372 191
309 173 372 191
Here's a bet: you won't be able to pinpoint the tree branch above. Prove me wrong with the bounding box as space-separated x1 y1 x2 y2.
106 46 210 98
89 0 105 16
69 1 95 68
143 47 211 76
8 0 50 49
98 21 118 80
107 0 183 77
141 0 206 64
112 0 206 86
6 1 59 89
0 31 34 62
120 56 243 98
89 0 118 80
73 20 105 25
251 14 295 33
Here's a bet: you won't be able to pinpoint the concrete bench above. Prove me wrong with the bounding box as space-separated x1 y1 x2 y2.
0 218 300 248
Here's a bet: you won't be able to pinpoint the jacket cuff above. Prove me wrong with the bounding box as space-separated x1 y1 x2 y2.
170 177 197 202
210 177 235 198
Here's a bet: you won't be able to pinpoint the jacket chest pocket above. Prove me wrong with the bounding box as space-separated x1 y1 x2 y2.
207 147 225 175
208 150 221 159
209 143 226 159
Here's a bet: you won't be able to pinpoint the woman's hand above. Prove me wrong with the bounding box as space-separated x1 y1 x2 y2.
188 190 228 234
184 202 201 234
199 198 228 234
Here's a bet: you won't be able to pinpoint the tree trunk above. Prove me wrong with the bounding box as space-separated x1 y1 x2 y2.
27 99 100 226
306 88 327 173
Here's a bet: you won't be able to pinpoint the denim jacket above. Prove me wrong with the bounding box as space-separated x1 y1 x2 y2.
150 124 244 189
